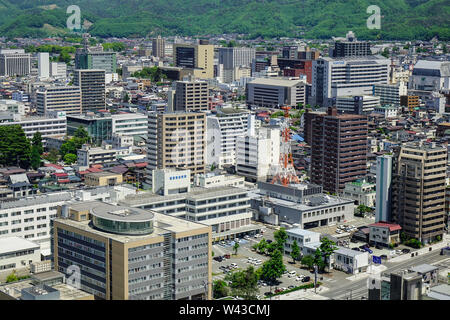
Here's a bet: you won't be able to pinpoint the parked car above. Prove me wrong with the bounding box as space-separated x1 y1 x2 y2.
295 275 304 281
224 254 231 259
401 249 410 254
302 276 311 282
350 238 358 243
380 254 388 260
244 235 250 240
352 247 360 251
363 247 373 254
266 239 273 244
288 285 295 290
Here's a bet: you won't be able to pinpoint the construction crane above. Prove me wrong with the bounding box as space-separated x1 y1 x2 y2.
271 105 300 186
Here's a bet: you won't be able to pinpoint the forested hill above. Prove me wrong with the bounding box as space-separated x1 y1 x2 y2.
0 0 448 40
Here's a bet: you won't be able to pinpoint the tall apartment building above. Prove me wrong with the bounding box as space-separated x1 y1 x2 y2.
310 108 368 193
36 86 82 115
373 83 407 106
236 126 280 182
50 62 67 79
246 78 307 108
152 36 165 58
304 109 326 146
218 47 256 70
73 69 106 112
391 142 447 244
400 95 420 112
206 109 250 167
336 95 380 115
173 43 214 79
174 79 209 112
53 201 211 300
376 155 393 223
37 52 50 80
75 49 117 73
146 111 206 187
282 46 299 59
312 56 389 107
0 49 31 76
330 32 371 58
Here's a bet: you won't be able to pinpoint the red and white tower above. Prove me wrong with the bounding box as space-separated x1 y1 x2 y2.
271 106 300 186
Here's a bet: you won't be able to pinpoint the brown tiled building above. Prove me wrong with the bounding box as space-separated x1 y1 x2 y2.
391 142 447 244
310 107 368 193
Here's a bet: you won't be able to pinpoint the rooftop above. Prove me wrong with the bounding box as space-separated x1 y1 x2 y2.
0 237 40 255
409 264 439 274
287 228 320 237
249 77 305 87
369 222 401 232
335 246 368 257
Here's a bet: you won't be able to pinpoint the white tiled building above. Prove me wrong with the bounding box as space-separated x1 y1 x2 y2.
284 228 321 255
0 237 41 274
333 247 369 274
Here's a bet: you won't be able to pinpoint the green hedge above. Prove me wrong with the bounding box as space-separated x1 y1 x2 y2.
265 282 322 298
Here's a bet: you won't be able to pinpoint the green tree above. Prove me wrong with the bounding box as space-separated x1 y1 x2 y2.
74 126 90 141
314 237 338 272
261 249 286 283
290 240 300 263
257 238 267 254
6 271 18 283
301 254 315 270
63 153 77 165
31 131 43 155
225 266 259 299
252 243 258 251
274 227 288 251
44 148 59 163
233 242 240 255
213 280 229 299
0 125 31 169
266 242 278 256
123 92 129 103
30 146 42 170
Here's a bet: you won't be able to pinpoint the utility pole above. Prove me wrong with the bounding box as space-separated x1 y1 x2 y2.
314 264 318 294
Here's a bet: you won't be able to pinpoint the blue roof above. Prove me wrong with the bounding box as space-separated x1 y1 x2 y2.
292 134 304 142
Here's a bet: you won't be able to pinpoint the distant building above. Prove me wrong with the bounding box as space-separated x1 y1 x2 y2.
410 60 450 92
373 83 407 106
73 69 106 112
174 78 209 112
218 47 256 70
173 42 214 79
341 179 376 208
84 171 124 187
37 52 50 80
0 49 31 76
77 144 132 166
75 49 117 73
336 95 380 115
330 31 371 58
36 86 82 115
152 36 165 58
376 155 393 223
50 62 67 79
246 78 307 108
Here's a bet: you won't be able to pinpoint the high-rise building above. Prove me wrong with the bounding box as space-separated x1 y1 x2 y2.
236 126 280 182
174 78 209 112
53 201 212 300
36 86 82 115
152 36 165 58
282 46 299 59
376 155 393 223
0 49 31 76
310 107 368 193
373 83 407 106
73 69 106 112
218 47 256 70
303 109 326 146
391 142 447 244
50 62 67 79
173 43 214 79
311 56 389 107
400 95 420 112
37 52 50 79
330 31 371 58
246 78 307 108
206 109 251 168
146 111 206 187
75 49 117 73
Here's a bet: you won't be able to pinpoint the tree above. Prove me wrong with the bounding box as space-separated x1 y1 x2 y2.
233 242 240 255
290 240 300 263
6 271 18 283
213 280 229 299
225 266 259 299
74 126 90 141
252 243 258 251
123 92 130 103
266 242 278 256
31 131 43 155
274 227 288 251
314 237 338 272
63 153 77 165
301 254 315 270
45 148 59 164
30 146 42 170
0 125 31 169
257 238 267 254
261 249 286 283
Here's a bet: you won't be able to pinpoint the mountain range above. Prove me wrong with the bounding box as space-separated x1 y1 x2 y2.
0 0 448 40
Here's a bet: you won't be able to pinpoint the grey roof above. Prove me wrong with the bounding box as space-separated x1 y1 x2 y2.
9 173 29 184
409 264 438 274
91 202 154 222
335 246 368 257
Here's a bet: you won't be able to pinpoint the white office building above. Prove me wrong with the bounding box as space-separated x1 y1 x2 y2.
0 237 41 274
333 247 369 274
194 172 245 189
50 62 67 79
375 155 393 223
111 112 148 141
373 82 407 106
0 111 66 144
36 86 82 115
37 52 50 80
312 56 390 107
207 109 251 168
0 99 26 115
284 228 321 255
0 49 31 76
410 60 450 92
77 144 132 166
336 95 380 114
236 126 280 182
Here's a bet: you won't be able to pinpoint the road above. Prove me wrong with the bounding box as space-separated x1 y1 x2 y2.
321 250 450 300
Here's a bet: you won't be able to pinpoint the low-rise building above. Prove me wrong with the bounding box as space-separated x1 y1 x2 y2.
333 246 369 274
0 237 40 275
341 179 376 208
368 222 402 247
84 171 123 187
193 172 245 189
77 144 132 166
284 228 321 256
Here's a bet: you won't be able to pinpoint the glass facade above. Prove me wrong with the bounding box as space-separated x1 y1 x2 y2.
92 216 154 235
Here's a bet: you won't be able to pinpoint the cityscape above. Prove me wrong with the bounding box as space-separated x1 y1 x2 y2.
0 0 449 307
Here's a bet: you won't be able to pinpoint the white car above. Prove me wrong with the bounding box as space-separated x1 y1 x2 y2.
230 263 238 268
296 275 304 281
